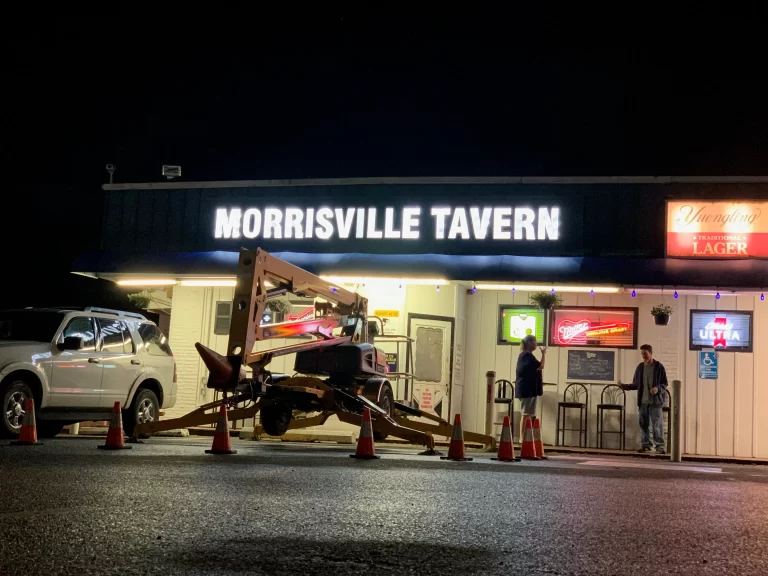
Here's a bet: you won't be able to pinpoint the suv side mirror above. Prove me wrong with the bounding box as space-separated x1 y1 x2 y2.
58 336 84 351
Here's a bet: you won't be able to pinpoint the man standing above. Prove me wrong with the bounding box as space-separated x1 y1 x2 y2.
619 344 668 454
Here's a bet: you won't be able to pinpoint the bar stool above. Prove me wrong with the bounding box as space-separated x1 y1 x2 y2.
556 383 588 447
597 384 626 450
494 379 514 440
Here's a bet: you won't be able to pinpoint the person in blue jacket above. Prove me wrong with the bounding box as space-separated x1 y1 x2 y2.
515 334 546 442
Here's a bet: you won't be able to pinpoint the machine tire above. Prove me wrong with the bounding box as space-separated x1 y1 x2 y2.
373 381 395 441
37 421 66 438
1 379 35 439
123 388 160 439
260 401 293 436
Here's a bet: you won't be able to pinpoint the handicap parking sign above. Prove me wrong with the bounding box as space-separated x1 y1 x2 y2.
698 351 719 380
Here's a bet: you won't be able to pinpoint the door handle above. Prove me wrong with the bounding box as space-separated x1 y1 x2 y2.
131 359 141 365
88 358 101 364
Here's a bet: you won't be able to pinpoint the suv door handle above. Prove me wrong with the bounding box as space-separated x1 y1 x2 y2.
131 359 141 365
88 358 101 364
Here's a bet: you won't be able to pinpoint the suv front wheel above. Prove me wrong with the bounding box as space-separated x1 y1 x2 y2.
123 388 160 438
1 379 34 439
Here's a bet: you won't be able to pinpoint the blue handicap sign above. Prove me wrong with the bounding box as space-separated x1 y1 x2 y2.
698 351 719 380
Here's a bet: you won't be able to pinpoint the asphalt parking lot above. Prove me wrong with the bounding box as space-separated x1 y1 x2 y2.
2 436 768 575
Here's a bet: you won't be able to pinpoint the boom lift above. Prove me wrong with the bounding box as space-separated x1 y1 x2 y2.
133 248 495 451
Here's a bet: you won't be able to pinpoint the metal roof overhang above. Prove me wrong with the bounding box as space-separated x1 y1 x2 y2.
72 251 768 290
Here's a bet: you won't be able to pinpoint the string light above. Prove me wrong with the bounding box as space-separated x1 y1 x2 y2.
590 289 595 297
436 285 440 292
471 282 477 294
674 290 679 299
551 288 556 295
761 293 765 302
716 291 721 300
631 289 636 298
512 287 516 294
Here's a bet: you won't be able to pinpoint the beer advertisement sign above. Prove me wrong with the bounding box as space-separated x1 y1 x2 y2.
549 307 639 349
667 201 768 258
689 310 753 353
498 306 547 345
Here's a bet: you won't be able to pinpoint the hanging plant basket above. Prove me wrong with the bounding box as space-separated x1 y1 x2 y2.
267 298 293 316
127 291 151 310
651 304 673 326
529 291 563 311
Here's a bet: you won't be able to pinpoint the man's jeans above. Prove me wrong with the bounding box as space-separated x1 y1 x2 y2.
639 404 665 450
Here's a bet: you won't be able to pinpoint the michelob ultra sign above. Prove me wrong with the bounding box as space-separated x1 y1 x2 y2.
689 310 753 353
667 201 768 258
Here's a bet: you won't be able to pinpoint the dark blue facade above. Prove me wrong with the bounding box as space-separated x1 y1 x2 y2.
80 179 768 288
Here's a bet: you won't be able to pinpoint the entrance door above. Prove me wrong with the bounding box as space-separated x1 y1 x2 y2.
408 315 454 421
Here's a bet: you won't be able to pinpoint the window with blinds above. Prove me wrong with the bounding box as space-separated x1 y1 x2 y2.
214 301 232 335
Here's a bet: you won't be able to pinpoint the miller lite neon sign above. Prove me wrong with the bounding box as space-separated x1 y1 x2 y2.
550 307 638 349
557 320 630 344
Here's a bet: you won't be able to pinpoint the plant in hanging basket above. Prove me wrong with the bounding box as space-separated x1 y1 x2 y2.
267 298 293 316
651 304 673 325
529 291 563 310
126 291 151 310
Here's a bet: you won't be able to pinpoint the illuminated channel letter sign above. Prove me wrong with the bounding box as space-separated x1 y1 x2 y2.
213 205 561 242
549 307 638 349
498 306 547 345
666 201 768 258
689 310 753 353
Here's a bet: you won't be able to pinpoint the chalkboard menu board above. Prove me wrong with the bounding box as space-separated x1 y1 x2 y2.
567 350 616 382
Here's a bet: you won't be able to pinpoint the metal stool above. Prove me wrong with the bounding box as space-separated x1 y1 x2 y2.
556 383 588 447
597 384 626 450
494 379 514 439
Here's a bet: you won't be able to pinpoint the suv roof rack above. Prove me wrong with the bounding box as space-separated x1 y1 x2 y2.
84 307 147 320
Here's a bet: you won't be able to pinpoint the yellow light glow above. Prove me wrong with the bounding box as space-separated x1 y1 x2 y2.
476 284 620 294
180 279 238 287
321 276 448 286
116 279 177 287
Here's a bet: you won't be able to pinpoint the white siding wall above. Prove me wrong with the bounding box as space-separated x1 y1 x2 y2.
460 290 768 457
166 286 205 418
166 285 234 418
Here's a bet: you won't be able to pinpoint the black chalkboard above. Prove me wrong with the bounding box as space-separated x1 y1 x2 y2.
567 350 616 382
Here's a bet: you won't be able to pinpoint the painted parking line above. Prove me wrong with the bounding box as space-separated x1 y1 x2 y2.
579 459 722 474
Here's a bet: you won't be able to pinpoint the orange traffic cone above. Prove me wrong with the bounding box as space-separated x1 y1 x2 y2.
533 417 548 460
440 414 473 461
206 403 237 454
98 401 132 450
520 416 540 460
11 398 41 446
492 415 519 462
350 407 380 459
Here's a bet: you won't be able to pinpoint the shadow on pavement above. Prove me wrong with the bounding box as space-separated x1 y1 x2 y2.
173 536 499 575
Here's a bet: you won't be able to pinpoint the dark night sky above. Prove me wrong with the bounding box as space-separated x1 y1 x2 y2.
3 4 768 308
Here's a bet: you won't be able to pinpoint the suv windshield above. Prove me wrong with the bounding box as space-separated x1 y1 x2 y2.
0 311 65 343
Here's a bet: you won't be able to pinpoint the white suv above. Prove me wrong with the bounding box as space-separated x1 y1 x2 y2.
0 307 177 439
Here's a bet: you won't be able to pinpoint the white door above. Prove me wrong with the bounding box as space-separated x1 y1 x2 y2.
409 316 453 421
96 318 142 408
49 316 102 407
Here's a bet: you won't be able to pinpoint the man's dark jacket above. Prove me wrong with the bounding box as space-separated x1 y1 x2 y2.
621 360 668 407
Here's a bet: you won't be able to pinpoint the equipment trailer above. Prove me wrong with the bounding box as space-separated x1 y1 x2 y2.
133 248 495 451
